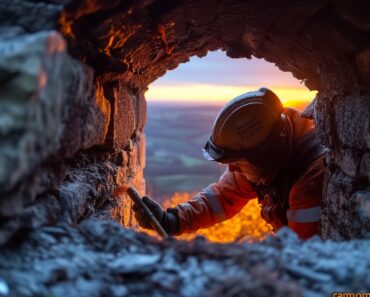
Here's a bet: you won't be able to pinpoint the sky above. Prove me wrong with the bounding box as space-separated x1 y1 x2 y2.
145 50 316 110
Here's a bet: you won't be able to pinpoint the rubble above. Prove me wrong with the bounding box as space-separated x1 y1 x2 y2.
1 219 370 297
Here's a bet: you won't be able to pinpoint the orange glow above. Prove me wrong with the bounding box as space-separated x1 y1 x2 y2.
58 11 75 39
139 192 272 243
158 22 176 55
146 84 315 111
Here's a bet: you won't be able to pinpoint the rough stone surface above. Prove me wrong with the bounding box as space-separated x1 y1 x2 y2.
320 168 370 240
59 0 370 93
0 0 370 243
1 220 370 297
0 0 62 33
0 31 67 194
0 30 110 223
0 3 370 295
315 90 370 238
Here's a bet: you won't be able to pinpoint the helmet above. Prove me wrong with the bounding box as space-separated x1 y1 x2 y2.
202 87 284 163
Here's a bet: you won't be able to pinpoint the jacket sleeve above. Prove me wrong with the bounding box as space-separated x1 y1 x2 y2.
287 156 324 239
175 166 257 234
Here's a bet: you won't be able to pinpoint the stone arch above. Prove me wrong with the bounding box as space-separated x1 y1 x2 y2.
0 0 369 242
61 0 370 92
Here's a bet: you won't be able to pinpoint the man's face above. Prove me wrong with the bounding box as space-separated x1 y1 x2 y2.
229 159 270 185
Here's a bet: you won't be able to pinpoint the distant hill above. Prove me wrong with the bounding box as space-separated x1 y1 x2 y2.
144 102 226 200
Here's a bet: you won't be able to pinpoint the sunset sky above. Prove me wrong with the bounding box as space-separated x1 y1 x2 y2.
145 50 316 110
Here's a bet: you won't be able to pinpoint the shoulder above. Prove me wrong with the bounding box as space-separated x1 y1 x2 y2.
283 107 315 138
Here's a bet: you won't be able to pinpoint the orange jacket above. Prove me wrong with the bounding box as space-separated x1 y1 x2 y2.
174 108 324 239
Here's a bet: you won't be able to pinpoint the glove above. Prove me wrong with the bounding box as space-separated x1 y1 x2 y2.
133 196 179 235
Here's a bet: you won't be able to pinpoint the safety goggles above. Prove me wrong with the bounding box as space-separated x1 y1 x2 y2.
202 138 246 163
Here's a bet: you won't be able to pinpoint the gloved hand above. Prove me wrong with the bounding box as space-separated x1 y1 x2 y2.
133 196 179 235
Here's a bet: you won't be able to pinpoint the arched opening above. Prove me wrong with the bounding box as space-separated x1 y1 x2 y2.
1 1 370 296
1 0 369 245
143 49 317 242
57 0 370 240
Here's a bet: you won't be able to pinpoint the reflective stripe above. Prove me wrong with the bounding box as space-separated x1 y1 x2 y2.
204 187 226 221
286 207 321 223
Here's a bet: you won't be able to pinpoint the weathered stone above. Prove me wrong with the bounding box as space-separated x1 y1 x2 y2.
0 193 61 245
57 161 118 224
334 93 370 149
1 220 370 297
0 0 61 32
356 47 370 85
360 153 370 182
333 0 370 31
0 31 66 193
57 0 370 91
0 0 370 244
320 168 363 240
0 30 111 228
137 93 147 131
58 68 110 158
0 166 62 217
112 134 146 227
351 190 370 238
104 82 136 149
333 147 363 177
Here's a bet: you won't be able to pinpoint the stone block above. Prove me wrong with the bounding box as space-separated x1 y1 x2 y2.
137 93 147 131
334 93 370 149
334 0 370 31
0 193 60 245
0 31 66 193
0 30 110 210
351 190 370 238
58 69 111 158
0 0 61 32
355 47 370 85
313 93 333 147
314 91 370 150
111 84 136 149
320 168 357 240
333 147 362 177
57 161 117 224
360 153 370 182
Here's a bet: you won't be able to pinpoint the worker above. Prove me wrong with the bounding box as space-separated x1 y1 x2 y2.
134 87 325 239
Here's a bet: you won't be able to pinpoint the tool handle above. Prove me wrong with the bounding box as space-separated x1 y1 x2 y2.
127 187 168 238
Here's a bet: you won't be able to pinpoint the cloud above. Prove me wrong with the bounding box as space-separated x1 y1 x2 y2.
146 49 316 110
152 50 306 87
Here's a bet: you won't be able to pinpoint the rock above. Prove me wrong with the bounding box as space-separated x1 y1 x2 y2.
108 254 160 275
0 31 66 194
321 168 357 240
351 190 370 238
1 220 370 297
0 30 110 218
334 93 370 150
0 0 61 32
0 278 9 297
360 153 370 182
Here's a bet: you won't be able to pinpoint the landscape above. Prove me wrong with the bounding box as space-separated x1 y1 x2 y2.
144 102 227 200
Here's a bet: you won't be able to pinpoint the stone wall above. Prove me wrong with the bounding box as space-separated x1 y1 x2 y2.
315 90 370 239
0 26 146 244
0 0 369 242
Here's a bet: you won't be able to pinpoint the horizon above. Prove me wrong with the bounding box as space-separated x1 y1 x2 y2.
145 50 316 111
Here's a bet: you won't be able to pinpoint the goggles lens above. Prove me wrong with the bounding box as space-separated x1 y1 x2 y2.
202 139 224 161
202 138 245 163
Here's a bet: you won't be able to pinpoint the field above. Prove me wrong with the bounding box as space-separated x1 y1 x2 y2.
144 102 226 200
